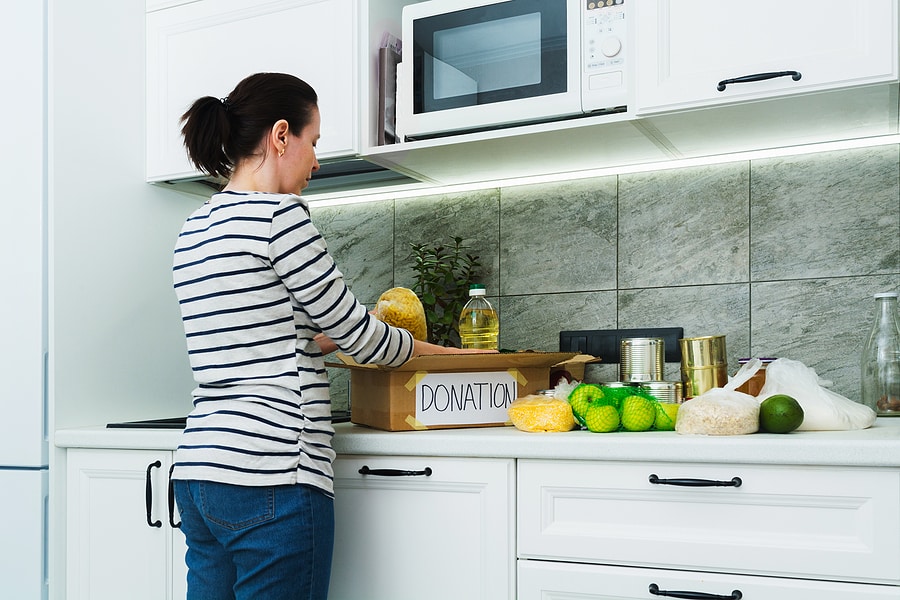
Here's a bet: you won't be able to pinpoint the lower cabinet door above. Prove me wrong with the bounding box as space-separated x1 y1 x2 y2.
518 560 900 599
66 448 185 600
329 455 515 600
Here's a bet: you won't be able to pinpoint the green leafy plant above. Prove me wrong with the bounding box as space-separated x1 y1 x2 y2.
407 237 482 347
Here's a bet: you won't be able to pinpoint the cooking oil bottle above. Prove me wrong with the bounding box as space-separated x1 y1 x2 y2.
458 284 499 349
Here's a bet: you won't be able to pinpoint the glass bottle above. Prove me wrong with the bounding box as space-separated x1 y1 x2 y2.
458 284 499 349
860 292 900 415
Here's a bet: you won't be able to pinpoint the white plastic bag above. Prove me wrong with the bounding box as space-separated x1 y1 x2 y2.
676 359 762 435
756 358 876 431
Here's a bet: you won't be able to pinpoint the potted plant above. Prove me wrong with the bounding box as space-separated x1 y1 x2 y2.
407 236 481 347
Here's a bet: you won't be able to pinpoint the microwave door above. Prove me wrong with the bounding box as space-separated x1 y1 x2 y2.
403 0 581 139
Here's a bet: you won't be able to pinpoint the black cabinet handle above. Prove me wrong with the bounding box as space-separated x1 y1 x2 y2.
145 461 162 528
167 464 181 529
649 474 742 488
358 465 433 477
649 583 742 599
717 70 801 92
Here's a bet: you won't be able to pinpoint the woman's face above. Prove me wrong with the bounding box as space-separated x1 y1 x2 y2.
281 107 321 195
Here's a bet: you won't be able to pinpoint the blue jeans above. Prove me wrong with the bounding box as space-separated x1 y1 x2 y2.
173 480 334 600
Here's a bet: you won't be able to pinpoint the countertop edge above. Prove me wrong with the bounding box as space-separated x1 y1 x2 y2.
55 419 900 468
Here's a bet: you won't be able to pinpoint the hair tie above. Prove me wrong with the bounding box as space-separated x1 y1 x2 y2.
220 97 230 111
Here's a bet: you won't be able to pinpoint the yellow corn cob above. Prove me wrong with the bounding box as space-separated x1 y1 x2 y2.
374 287 428 341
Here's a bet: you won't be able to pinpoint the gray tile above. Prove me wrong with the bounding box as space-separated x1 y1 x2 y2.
311 199 395 305
750 146 900 281
499 176 617 295
326 366 350 412
618 162 750 288
393 189 500 294
499 291 617 353
618 284 750 376
751 275 900 400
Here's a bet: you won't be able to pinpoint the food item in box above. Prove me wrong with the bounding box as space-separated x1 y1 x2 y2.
508 395 576 432
374 287 428 341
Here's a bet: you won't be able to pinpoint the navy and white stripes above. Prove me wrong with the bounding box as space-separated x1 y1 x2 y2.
171 191 413 495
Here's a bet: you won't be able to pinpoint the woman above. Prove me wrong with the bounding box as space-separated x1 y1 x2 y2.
171 72 488 600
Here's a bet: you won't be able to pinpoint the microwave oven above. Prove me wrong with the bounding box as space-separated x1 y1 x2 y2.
397 0 629 141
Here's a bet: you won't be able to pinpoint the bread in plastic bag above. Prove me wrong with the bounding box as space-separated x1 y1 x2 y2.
508 395 576 433
676 358 762 435
756 358 876 431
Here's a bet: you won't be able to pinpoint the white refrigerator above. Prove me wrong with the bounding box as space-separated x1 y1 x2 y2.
0 1 49 598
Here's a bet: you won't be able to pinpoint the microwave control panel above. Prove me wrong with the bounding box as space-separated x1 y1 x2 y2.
582 0 628 113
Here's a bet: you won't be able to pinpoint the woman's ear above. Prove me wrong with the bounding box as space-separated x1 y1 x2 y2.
270 119 290 155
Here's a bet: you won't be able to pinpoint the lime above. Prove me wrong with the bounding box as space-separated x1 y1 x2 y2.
620 395 657 432
759 394 804 433
583 404 620 433
653 402 679 431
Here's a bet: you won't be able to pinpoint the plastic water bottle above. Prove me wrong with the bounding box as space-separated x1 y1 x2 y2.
458 284 499 349
860 291 900 414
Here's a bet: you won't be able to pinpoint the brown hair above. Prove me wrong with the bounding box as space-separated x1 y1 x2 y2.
180 72 318 179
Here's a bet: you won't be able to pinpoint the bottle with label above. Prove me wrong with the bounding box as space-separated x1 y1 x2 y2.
860 291 900 415
458 284 499 349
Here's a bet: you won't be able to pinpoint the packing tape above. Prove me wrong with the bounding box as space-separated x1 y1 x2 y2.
404 414 429 430
507 368 527 386
405 371 429 391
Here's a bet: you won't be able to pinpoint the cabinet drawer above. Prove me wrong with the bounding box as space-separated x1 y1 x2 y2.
518 560 900 599
518 459 900 584
330 455 515 600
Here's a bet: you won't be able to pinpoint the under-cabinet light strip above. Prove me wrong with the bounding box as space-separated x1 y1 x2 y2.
306 133 900 208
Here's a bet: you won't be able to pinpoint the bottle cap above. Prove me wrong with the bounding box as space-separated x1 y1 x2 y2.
469 283 486 296
874 292 899 299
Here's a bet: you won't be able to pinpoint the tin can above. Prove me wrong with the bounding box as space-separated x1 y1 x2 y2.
620 337 665 383
640 381 684 404
679 335 728 399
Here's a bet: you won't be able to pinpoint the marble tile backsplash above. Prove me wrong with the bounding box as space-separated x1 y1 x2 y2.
314 145 900 409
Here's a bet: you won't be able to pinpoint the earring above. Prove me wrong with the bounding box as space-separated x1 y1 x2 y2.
278 147 285 157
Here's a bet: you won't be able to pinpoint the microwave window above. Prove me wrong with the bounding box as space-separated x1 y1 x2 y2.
413 0 568 114
431 13 541 100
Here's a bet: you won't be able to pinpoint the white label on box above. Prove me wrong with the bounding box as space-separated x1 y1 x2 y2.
415 370 517 426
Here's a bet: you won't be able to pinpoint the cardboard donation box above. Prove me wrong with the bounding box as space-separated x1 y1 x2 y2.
329 352 583 431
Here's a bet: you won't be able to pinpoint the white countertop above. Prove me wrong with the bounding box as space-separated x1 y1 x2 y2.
55 418 900 468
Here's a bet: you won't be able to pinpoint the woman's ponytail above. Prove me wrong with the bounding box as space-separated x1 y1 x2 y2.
180 96 232 179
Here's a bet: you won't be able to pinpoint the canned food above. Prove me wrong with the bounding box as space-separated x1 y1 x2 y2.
679 335 728 398
639 381 684 404
620 337 665 383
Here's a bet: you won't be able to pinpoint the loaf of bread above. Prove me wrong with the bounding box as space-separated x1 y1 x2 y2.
508 395 576 433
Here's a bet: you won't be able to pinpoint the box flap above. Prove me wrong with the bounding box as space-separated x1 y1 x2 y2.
328 351 580 372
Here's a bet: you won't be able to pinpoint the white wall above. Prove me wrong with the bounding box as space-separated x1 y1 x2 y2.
48 0 197 432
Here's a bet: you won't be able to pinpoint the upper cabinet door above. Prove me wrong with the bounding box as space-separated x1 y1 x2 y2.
146 0 358 182
634 0 899 115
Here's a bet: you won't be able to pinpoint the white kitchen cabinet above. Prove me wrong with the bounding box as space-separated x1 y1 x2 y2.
518 560 900 599
66 448 187 600
146 0 360 183
517 459 900 597
634 0 898 115
329 455 516 600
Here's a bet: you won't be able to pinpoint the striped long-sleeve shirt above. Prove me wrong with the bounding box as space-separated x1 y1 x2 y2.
171 191 413 495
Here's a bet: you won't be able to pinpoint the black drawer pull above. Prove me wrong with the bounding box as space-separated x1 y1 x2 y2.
358 465 433 477
145 460 162 528
717 70 801 92
167 463 181 529
649 474 742 488
649 583 742 599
